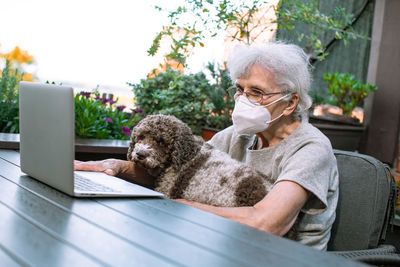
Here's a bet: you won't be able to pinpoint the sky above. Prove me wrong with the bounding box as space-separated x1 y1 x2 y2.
1 0 226 96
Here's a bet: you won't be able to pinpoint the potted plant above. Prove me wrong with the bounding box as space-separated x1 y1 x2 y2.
71 91 146 161
74 91 145 140
324 72 376 122
309 72 377 151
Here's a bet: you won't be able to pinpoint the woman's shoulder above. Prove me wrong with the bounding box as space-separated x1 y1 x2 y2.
291 120 333 148
274 120 336 165
207 126 234 148
207 126 255 156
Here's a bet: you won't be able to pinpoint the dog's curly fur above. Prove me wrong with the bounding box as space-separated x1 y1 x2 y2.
127 114 276 207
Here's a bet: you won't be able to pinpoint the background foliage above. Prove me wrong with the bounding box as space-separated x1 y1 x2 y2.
75 92 144 140
128 68 214 135
0 60 21 133
0 78 144 140
145 0 372 124
0 45 35 133
203 62 234 130
148 0 366 66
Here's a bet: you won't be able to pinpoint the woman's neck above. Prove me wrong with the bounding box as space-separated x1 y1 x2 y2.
256 117 301 148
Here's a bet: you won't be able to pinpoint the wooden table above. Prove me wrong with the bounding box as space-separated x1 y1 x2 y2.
0 149 365 267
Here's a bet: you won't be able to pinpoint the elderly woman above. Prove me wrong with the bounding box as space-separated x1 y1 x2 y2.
75 41 338 251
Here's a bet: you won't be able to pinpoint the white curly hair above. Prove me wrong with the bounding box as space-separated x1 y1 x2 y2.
227 41 312 119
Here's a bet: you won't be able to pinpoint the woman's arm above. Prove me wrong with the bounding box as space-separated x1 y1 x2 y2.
74 159 155 188
176 180 309 236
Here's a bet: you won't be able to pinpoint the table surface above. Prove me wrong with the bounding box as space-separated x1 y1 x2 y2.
0 149 366 267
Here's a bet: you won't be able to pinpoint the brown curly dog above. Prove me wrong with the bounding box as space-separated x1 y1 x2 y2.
127 114 275 207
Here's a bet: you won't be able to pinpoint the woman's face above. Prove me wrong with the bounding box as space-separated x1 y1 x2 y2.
235 64 288 122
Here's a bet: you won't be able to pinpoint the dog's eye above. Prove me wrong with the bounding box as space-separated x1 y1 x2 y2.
155 137 168 145
135 135 145 141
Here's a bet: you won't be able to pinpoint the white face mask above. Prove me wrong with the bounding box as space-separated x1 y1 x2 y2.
232 95 289 135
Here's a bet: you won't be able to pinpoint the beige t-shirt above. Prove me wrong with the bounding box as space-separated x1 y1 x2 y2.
207 121 339 250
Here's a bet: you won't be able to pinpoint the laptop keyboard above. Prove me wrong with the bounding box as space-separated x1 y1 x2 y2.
74 173 118 192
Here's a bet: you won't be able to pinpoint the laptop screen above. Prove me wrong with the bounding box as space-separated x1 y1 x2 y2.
19 82 75 194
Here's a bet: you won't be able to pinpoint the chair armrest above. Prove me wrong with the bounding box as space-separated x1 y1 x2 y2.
330 245 400 265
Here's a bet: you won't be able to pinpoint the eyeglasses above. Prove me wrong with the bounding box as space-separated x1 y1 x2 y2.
227 86 282 104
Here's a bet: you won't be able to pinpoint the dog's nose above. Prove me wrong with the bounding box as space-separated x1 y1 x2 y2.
136 151 148 160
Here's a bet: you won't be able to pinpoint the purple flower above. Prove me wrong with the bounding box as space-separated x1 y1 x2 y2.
121 126 131 136
108 99 116 105
117 105 126 112
105 118 113 123
131 107 145 115
79 91 91 98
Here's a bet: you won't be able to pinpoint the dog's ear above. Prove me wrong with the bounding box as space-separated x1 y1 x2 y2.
170 141 184 169
127 128 136 161
170 126 203 169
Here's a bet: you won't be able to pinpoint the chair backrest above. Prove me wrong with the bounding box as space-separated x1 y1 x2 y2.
327 150 397 251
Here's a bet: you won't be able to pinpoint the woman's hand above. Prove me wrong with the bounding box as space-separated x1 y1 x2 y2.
74 159 156 188
174 199 196 206
74 159 126 176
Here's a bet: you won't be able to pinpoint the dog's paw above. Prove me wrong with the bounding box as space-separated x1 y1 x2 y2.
133 161 162 177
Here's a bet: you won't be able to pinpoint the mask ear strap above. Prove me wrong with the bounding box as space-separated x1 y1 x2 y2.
263 93 292 107
265 112 284 124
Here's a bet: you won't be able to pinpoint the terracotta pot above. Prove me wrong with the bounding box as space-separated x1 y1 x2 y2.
201 128 219 141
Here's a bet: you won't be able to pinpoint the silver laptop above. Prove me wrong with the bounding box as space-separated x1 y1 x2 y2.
19 81 163 198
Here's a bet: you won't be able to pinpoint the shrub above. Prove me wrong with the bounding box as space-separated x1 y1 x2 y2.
0 60 21 133
75 92 144 140
203 62 234 130
128 68 214 135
